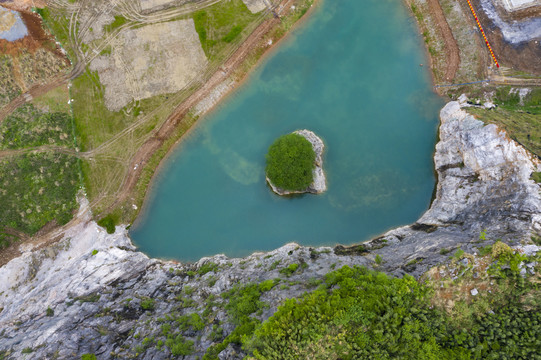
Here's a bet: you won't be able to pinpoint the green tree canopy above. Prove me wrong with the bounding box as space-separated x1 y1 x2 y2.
265 133 315 191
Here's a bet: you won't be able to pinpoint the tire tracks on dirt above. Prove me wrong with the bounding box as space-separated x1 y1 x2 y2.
426 0 460 82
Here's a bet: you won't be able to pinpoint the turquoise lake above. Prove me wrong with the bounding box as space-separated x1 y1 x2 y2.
131 0 444 262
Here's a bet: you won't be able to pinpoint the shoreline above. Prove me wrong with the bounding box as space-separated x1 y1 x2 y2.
130 0 441 240
1 99 539 358
131 0 323 232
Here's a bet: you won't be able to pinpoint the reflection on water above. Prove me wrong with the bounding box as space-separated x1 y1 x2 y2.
131 0 444 262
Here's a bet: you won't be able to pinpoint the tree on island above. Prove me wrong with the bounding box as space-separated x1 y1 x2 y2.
266 133 316 191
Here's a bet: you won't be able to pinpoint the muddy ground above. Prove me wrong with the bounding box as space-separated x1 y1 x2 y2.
471 0 541 75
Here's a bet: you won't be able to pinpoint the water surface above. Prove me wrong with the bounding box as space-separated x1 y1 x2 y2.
131 0 444 261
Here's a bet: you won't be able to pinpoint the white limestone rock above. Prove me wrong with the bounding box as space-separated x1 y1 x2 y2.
418 101 541 226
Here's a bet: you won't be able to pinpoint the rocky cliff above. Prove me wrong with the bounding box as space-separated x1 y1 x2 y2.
0 102 540 359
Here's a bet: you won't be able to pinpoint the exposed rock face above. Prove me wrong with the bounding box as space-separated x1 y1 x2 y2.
267 129 327 195
0 102 540 359
419 101 541 230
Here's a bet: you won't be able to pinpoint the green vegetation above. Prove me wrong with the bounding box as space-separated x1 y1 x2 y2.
203 281 277 359
279 263 299 277
91 249 98 256
74 293 100 303
35 7 73 59
493 87 541 114
532 172 541 183
0 152 80 235
46 307 54 316
410 3 424 22
97 213 118 234
140 298 155 311
439 248 451 255
122 238 539 359
0 232 17 250
266 133 316 191
468 103 541 158
0 80 79 243
0 55 20 107
81 354 97 360
223 26 244 43
104 15 129 33
452 248 465 260
31 85 71 113
192 0 260 60
165 335 194 356
198 262 219 275
375 254 383 265
241 256 541 359
0 105 74 150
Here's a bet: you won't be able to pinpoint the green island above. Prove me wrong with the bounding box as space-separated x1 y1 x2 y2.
265 133 315 192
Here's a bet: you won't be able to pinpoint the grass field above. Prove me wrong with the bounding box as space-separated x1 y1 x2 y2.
493 87 541 115
0 152 80 235
0 104 74 150
28 0 319 227
465 87 541 159
0 79 80 241
467 107 541 159
193 0 259 60
35 7 74 60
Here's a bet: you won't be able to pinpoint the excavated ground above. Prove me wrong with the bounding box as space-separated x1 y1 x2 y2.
471 0 541 75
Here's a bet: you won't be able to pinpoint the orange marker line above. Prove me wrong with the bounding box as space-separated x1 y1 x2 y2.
466 0 499 67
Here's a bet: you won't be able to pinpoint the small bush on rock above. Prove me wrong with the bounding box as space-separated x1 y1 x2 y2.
266 134 315 191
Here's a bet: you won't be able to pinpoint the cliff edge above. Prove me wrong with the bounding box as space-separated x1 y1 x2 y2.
0 102 539 359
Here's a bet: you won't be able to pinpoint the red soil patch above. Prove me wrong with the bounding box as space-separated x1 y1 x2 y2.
0 9 68 62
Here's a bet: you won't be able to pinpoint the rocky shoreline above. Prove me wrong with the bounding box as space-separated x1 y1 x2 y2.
266 129 327 195
0 101 540 359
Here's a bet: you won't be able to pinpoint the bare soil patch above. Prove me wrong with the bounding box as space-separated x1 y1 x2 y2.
89 19 208 111
110 0 297 209
471 0 541 75
425 0 460 82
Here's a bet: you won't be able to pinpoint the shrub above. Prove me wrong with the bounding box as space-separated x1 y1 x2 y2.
97 214 117 234
452 248 465 260
198 262 218 275
140 298 155 311
265 133 315 191
165 335 194 356
46 307 54 317
81 355 97 360
222 25 243 42
375 254 383 265
439 248 451 255
279 263 299 277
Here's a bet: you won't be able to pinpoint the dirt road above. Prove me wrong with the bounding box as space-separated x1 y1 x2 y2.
426 0 460 82
110 0 296 209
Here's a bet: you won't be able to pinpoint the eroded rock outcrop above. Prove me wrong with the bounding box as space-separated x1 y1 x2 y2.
0 102 539 359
